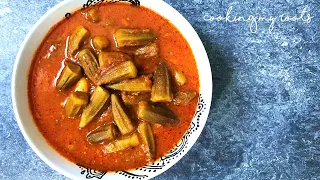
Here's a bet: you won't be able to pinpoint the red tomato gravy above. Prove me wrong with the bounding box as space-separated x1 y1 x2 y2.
28 3 199 171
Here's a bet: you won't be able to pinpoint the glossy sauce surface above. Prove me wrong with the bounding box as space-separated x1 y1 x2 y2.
28 3 199 171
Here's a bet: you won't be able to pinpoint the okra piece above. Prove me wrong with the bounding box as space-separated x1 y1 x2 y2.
138 101 179 126
75 77 89 93
107 75 152 92
174 70 187 86
78 49 99 82
98 52 131 68
85 8 99 23
138 122 156 159
121 92 151 105
115 28 156 47
80 86 110 128
92 36 109 51
134 42 158 58
111 94 135 135
56 62 82 91
64 92 89 118
67 25 89 57
86 124 119 144
151 62 173 102
173 91 197 105
104 133 140 153
96 61 137 85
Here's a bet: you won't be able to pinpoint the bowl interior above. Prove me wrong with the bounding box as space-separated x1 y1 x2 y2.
12 0 212 179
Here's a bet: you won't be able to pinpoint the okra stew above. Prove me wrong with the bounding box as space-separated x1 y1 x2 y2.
28 3 199 171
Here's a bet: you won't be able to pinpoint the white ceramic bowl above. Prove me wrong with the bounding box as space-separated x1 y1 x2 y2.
12 0 212 179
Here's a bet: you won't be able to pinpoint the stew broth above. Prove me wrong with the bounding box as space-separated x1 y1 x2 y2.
28 3 199 171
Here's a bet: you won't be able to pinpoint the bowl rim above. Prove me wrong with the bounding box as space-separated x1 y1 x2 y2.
11 0 212 179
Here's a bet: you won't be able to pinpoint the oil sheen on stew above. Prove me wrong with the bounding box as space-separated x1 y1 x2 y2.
28 3 199 171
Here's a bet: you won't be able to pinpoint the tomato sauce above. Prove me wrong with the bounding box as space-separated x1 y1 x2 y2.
28 3 199 171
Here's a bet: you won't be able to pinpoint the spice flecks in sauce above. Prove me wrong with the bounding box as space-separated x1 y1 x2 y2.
28 3 199 171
